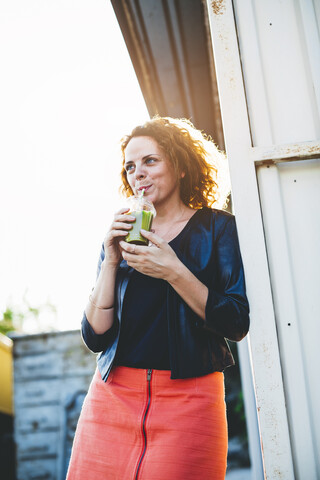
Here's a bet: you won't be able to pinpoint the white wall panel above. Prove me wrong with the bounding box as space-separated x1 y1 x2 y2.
257 159 320 479
277 159 320 470
314 0 320 29
207 0 320 478
206 1 295 477
234 0 320 146
234 0 320 476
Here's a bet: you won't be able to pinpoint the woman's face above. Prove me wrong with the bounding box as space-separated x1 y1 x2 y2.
124 136 182 208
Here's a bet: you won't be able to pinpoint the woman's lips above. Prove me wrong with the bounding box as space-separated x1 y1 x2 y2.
138 185 152 192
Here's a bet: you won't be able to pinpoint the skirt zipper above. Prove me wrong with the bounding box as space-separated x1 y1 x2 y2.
134 368 153 480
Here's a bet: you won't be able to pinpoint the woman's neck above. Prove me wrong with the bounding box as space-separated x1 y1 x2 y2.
151 197 196 243
152 208 195 244
153 200 190 225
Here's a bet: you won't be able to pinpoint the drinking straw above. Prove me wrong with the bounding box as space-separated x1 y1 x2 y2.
138 188 145 210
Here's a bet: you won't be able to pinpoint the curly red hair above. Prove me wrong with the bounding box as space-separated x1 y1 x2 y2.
120 116 229 209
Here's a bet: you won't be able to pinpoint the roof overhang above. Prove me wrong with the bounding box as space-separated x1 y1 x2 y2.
111 0 224 149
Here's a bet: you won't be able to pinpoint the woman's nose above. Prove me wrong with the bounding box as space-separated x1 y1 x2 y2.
134 163 146 179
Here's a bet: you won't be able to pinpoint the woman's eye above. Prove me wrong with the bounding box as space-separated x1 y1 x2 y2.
125 164 134 172
146 157 156 164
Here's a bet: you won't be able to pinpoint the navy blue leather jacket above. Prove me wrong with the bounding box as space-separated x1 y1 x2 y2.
81 207 249 381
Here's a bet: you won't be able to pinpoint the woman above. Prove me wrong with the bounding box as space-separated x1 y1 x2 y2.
67 116 249 480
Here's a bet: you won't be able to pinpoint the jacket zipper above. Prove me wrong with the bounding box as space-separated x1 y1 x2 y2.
134 368 152 480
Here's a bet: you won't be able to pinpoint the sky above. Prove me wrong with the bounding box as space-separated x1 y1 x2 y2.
0 0 149 332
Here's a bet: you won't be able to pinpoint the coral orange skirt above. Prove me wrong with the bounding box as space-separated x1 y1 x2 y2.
66 367 227 480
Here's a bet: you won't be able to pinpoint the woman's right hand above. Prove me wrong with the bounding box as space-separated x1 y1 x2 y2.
103 208 136 266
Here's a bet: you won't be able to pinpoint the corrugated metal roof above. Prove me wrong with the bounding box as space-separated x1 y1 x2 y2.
111 0 224 149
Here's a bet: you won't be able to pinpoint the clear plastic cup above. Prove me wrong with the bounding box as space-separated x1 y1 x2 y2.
125 195 156 245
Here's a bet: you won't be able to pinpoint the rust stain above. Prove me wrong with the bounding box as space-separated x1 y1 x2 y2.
211 0 226 16
273 468 284 479
229 77 235 89
272 143 320 161
308 145 320 153
282 144 319 155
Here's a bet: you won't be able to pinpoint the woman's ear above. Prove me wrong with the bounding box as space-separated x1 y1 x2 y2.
180 171 186 179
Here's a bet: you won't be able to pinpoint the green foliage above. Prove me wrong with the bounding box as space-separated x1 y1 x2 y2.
234 391 246 423
0 294 57 335
0 308 18 335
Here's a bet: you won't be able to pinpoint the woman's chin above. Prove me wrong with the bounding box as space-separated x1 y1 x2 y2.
144 191 155 202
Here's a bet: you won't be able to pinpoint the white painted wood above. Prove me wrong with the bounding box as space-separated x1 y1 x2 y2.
15 405 60 433
257 163 319 479
207 0 320 478
234 0 320 477
296 0 320 128
276 159 320 477
243 0 320 144
14 379 62 407
16 431 60 460
206 1 295 478
251 140 320 164
12 330 86 354
231 0 273 147
17 458 57 480
314 0 320 28
14 351 62 379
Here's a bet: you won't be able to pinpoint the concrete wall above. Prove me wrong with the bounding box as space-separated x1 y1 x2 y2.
13 330 96 480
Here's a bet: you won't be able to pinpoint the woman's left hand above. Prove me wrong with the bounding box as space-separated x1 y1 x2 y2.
119 229 179 281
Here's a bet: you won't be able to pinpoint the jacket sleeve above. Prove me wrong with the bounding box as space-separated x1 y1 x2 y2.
203 215 250 341
81 312 118 353
81 244 118 353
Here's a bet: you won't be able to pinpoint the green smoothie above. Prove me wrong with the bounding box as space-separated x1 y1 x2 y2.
125 210 154 245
